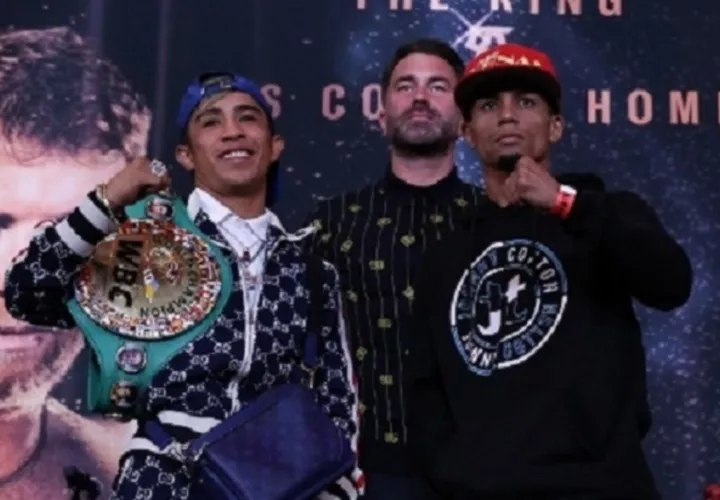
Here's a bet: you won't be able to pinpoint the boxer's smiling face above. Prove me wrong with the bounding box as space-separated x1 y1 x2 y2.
176 91 284 199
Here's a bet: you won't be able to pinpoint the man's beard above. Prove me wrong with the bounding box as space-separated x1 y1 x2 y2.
386 105 458 158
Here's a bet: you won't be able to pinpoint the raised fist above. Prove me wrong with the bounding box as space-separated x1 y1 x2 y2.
104 158 171 210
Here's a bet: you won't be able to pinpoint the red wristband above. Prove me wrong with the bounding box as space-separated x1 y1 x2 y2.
550 184 577 219
705 484 720 500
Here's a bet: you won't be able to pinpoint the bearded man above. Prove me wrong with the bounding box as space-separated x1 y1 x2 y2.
302 38 485 500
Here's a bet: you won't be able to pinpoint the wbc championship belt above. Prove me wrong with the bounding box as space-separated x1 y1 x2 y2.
66 169 233 420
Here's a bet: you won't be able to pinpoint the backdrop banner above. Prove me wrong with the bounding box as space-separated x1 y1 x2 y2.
0 1 716 498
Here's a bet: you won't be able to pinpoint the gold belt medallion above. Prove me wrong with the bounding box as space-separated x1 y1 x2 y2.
75 219 222 340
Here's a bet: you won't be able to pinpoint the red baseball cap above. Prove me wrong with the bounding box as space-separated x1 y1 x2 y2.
454 43 561 118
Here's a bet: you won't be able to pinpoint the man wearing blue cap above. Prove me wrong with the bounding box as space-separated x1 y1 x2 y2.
4 72 361 499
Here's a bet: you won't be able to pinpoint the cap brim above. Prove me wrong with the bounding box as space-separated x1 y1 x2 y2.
177 75 274 131
454 67 561 117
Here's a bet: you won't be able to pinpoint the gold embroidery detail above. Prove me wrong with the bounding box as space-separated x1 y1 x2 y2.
430 213 443 223
340 240 353 252
400 234 415 247
402 286 414 301
349 204 361 213
369 260 384 271
384 432 399 444
311 219 322 230
378 317 392 329
346 290 358 302
377 217 392 227
455 197 468 207
320 232 331 242
471 52 543 73
379 374 394 386
356 346 368 361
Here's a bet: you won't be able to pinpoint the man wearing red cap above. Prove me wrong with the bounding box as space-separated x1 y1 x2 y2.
407 44 692 499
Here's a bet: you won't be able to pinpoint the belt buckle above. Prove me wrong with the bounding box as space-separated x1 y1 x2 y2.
74 216 222 342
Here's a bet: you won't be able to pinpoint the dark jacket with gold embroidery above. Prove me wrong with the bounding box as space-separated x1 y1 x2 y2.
303 169 484 475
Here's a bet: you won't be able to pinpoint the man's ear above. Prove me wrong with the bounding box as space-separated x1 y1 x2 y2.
271 135 285 162
377 107 387 135
175 143 194 171
549 114 565 143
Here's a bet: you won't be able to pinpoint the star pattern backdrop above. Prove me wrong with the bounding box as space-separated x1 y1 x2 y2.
0 1 717 499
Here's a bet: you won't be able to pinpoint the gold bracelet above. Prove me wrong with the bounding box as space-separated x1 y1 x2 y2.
95 184 121 227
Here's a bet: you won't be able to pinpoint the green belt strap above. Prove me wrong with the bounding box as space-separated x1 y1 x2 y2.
66 195 233 419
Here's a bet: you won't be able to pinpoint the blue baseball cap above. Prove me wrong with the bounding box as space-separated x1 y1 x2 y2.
176 72 279 205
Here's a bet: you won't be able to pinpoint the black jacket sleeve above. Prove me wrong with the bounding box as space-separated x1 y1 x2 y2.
406 250 455 491
4 191 116 328
563 188 692 311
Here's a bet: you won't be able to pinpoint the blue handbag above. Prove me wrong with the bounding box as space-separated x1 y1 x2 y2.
144 255 355 499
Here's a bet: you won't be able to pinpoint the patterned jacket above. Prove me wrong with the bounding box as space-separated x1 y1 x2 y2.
3 190 361 500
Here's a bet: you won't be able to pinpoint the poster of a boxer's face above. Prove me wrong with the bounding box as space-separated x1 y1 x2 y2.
0 24 150 497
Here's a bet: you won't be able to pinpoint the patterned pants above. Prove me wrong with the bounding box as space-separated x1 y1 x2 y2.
111 451 193 499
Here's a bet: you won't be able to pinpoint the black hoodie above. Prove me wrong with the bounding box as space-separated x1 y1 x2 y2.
407 174 692 500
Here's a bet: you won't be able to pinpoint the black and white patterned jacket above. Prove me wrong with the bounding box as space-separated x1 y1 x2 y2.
3 190 362 500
